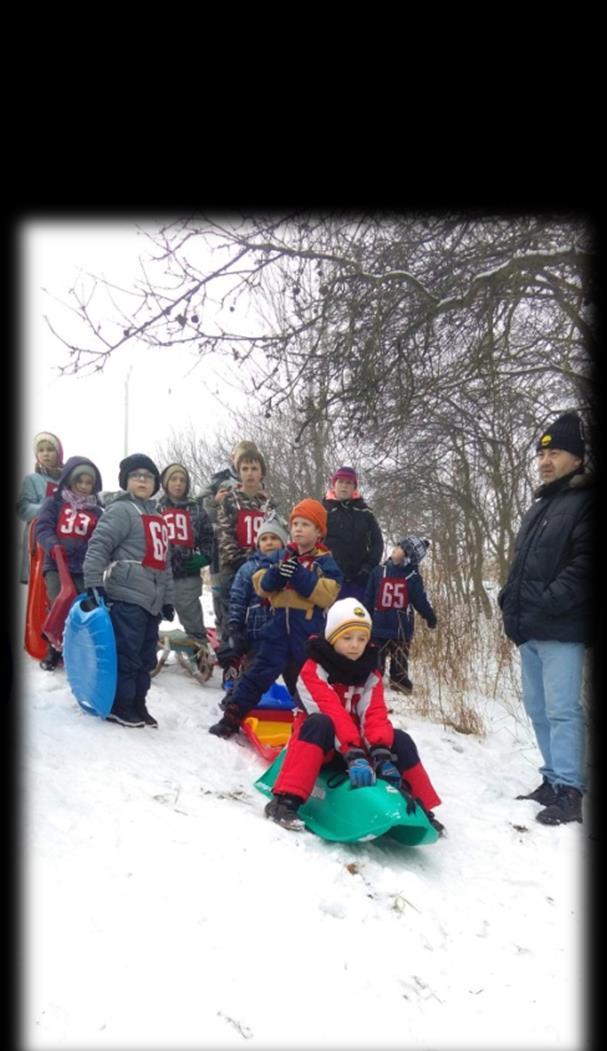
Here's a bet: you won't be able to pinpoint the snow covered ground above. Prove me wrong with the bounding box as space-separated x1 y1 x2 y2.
19 592 591 1050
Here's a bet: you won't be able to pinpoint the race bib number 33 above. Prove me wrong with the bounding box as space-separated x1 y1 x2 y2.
57 506 96 539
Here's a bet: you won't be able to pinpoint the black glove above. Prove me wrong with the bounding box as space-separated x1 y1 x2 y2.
81 585 107 611
426 614 437 629
228 629 248 658
370 747 401 787
278 554 299 581
162 604 175 622
344 748 376 788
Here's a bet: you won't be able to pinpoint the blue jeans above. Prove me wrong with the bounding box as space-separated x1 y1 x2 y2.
519 639 586 792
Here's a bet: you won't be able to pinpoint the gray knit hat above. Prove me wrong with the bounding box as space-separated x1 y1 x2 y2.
257 512 289 547
398 536 430 565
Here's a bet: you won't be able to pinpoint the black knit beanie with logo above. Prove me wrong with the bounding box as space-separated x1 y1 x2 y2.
536 412 585 460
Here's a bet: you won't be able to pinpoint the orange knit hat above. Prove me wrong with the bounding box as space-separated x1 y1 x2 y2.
289 498 327 537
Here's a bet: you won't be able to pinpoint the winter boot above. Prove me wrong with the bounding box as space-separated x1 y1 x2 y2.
106 701 146 728
208 701 243 738
536 785 583 826
516 779 557 806
265 793 305 830
39 645 61 671
134 697 158 728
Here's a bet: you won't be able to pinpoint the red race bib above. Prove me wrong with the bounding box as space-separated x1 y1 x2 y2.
141 515 169 570
235 508 264 549
57 506 97 540
160 508 194 548
377 577 409 611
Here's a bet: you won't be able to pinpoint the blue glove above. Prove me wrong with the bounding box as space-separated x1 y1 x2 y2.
82 585 107 611
345 750 376 788
162 604 175 622
370 747 401 787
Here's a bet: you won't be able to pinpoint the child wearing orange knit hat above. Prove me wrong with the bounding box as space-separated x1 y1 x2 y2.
209 496 343 738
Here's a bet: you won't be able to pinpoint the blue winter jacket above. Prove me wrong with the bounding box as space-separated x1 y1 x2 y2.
35 457 104 577
364 558 436 642
252 544 343 664
228 551 274 645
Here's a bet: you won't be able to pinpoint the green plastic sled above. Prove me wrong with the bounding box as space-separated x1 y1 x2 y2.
254 750 439 846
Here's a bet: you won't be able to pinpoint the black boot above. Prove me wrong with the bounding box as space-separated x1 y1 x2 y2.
536 785 583 826
106 701 146 728
134 697 158 728
39 645 61 671
209 702 243 738
516 779 557 806
265 793 305 830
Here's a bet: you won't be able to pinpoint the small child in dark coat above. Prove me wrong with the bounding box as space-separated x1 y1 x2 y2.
35 456 103 670
209 498 342 738
364 536 437 693
226 513 290 664
264 597 443 833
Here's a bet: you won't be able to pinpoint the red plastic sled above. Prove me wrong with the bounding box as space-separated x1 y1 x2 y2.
41 546 77 650
24 519 49 659
242 707 294 761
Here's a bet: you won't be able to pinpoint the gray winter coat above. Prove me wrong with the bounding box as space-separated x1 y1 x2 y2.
16 469 61 583
83 492 174 614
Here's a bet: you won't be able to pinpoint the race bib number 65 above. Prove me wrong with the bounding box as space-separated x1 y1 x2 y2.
377 577 409 610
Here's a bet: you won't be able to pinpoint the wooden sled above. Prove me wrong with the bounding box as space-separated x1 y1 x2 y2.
151 628 215 684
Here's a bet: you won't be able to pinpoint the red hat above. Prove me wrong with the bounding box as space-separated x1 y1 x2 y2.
289 498 328 537
331 465 358 488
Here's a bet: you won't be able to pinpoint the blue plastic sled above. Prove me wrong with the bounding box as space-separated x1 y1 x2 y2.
255 749 439 846
256 682 296 710
63 594 117 718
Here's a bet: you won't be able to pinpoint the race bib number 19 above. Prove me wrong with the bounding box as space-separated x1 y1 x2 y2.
235 509 264 549
141 515 169 569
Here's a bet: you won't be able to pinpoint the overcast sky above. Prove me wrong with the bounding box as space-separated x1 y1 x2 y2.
20 220 247 491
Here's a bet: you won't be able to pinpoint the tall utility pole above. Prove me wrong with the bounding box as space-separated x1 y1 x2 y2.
123 365 133 456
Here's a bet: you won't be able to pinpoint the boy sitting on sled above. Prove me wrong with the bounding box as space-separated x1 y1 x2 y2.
264 597 444 835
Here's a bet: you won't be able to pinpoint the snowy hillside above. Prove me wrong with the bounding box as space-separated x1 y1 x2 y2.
20 594 588 1050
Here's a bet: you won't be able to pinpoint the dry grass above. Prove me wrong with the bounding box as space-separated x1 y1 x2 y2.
400 588 522 738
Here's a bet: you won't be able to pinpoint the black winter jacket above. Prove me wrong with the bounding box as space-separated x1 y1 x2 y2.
322 496 384 584
498 470 595 646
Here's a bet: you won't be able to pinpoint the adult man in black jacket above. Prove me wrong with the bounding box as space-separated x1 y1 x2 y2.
499 412 594 826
